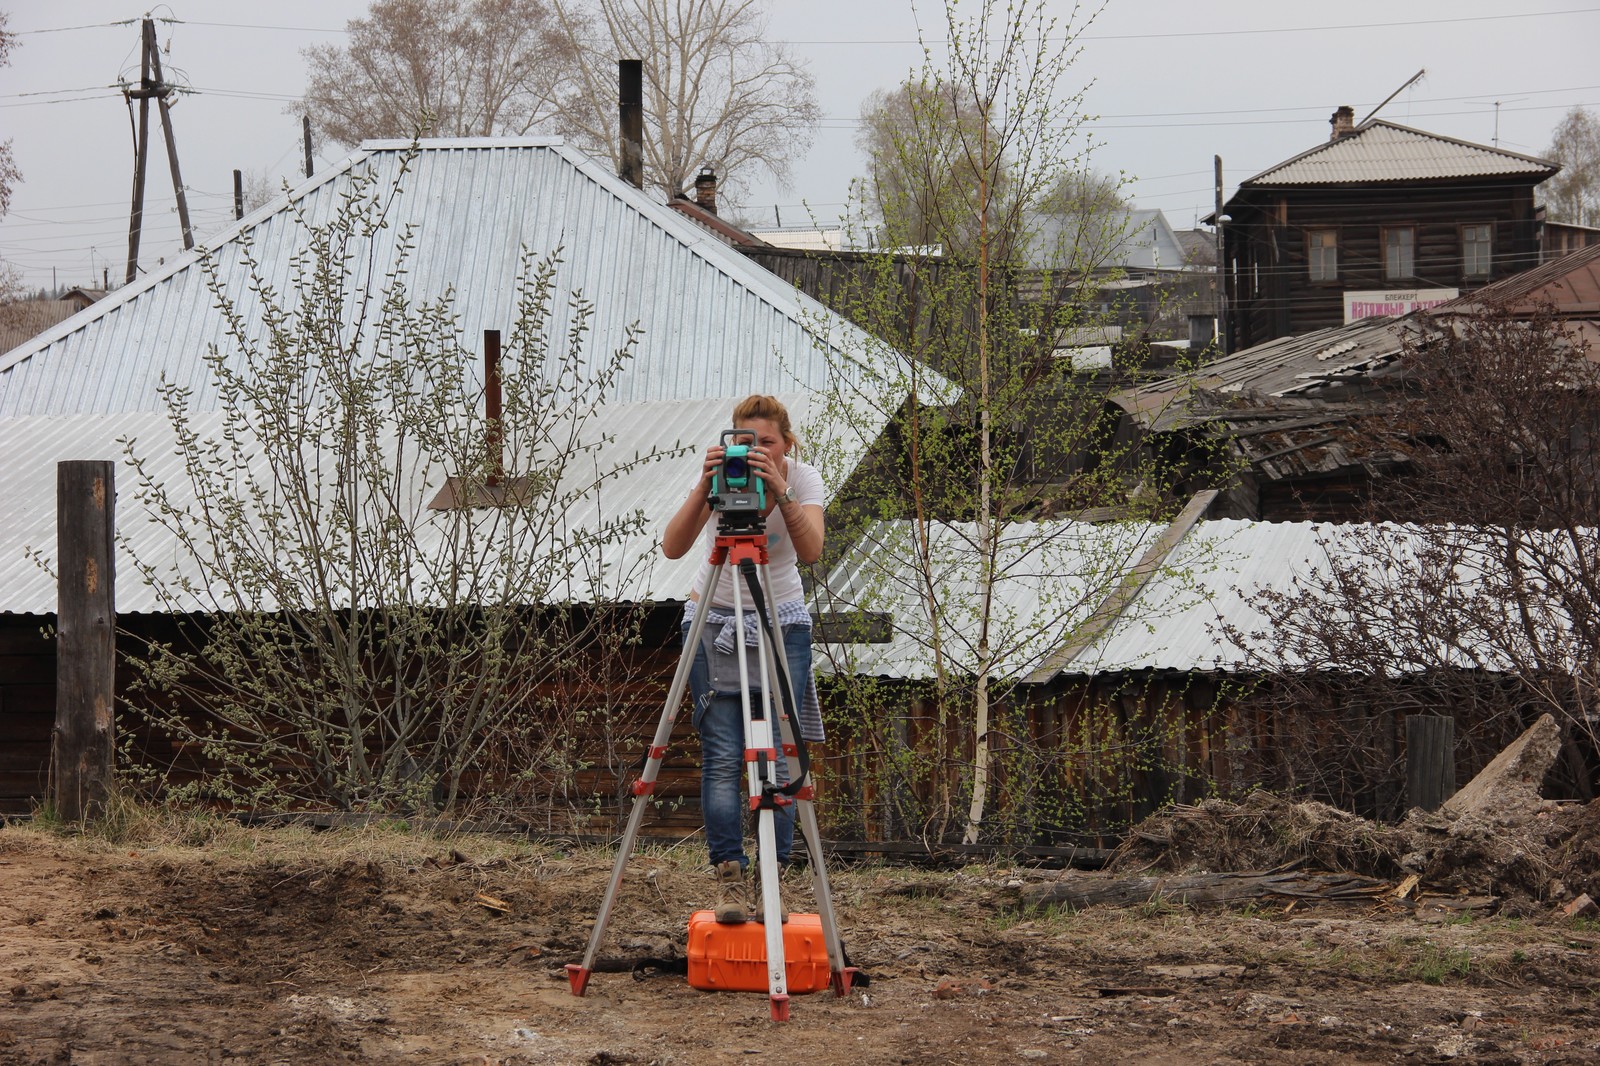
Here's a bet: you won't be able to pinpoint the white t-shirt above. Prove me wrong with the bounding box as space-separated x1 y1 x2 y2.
690 456 823 609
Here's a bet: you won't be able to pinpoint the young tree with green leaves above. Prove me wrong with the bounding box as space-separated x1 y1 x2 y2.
811 0 1212 845
115 151 670 813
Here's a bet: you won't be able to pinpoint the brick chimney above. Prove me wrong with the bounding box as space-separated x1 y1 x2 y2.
1329 105 1356 141
694 165 718 215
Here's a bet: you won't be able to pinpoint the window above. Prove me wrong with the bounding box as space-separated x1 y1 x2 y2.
1383 226 1415 280
1462 223 1492 279
1307 229 1338 281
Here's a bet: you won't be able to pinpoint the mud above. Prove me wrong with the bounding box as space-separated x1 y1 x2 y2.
2 826 1598 1065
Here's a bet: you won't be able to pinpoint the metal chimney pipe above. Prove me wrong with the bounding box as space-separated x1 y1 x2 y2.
484 329 504 487
618 59 644 190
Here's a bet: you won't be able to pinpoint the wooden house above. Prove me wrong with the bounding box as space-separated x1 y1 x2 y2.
1117 242 1600 522
1218 106 1558 353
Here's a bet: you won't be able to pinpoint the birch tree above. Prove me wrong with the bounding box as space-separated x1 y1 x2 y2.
811 0 1213 845
1544 106 1600 228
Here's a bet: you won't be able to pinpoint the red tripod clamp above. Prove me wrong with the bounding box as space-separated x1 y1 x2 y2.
710 532 769 568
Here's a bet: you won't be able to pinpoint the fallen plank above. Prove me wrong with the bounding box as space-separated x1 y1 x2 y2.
1021 870 1390 910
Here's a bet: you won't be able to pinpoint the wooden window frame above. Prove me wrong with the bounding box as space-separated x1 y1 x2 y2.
1382 224 1417 281
1305 227 1339 283
1461 222 1493 280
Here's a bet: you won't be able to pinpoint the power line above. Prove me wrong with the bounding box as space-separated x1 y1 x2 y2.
14 7 1599 45
785 8 1600 44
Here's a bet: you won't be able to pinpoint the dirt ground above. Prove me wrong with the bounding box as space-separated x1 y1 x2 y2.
2 817 1598 1066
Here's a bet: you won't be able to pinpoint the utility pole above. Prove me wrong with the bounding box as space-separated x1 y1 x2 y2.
123 17 193 284
303 116 314 179
1214 155 1226 355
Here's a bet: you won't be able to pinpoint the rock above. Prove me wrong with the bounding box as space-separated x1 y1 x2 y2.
1560 893 1597 918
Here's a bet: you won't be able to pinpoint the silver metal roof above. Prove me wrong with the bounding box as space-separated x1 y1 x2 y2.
0 138 897 417
814 518 1575 678
1244 121 1557 187
0 392 863 615
1 138 932 618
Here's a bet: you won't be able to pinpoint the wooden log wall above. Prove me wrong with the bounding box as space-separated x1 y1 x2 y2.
5 607 1569 835
1227 182 1541 351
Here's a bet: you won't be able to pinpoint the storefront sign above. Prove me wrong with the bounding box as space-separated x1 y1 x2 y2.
1343 288 1458 323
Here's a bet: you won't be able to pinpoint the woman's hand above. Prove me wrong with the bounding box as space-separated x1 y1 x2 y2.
697 444 726 491
744 445 788 501
662 444 725 560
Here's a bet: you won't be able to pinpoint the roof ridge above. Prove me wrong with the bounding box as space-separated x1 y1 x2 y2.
1240 117 1558 189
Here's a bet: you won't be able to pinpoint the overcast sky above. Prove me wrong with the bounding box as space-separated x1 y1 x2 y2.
1 1 1594 292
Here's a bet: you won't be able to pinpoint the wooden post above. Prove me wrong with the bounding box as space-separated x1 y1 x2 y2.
1406 714 1455 813
124 21 153 284
54 461 117 822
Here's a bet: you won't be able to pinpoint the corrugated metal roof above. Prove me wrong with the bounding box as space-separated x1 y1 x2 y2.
1243 120 1557 187
1435 241 1600 314
0 393 862 615
813 518 1183 681
0 138 938 619
814 518 1570 679
0 138 900 417
1115 316 1415 431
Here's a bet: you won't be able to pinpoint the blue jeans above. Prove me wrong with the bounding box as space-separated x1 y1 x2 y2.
684 619 812 869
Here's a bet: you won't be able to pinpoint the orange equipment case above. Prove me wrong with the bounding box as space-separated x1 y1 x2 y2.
686 910 832 994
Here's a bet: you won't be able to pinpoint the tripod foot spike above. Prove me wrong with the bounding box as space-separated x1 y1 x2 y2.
769 993 790 1022
565 964 591 997
832 967 859 997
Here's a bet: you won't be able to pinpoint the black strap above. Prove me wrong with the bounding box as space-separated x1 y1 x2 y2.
632 956 689 980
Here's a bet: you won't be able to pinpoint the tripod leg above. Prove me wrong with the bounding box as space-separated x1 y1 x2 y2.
732 566 791 1020
566 560 727 997
766 656 856 997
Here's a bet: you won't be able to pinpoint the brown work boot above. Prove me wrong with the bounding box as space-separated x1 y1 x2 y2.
753 873 789 924
712 860 748 924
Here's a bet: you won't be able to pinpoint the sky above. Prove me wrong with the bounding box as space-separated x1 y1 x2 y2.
0 0 1595 293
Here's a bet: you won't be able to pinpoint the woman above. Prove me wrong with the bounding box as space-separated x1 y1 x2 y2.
662 395 825 918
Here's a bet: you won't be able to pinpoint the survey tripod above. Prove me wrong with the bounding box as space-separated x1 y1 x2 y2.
565 509 856 1021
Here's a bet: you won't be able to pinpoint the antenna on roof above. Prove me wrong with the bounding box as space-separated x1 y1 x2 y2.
1360 69 1426 126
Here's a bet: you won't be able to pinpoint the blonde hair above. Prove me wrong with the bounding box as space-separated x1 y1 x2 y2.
732 394 799 453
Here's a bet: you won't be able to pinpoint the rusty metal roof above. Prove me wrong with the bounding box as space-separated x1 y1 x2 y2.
1436 241 1600 315
1114 316 1417 432
1242 120 1557 188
